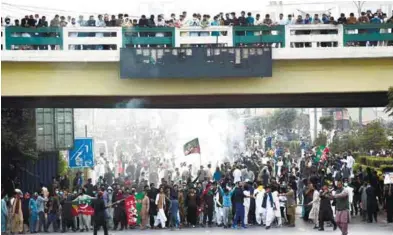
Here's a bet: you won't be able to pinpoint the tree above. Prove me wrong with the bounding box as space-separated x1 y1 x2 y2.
1 108 37 163
269 109 297 132
359 121 388 152
314 131 327 146
319 116 334 131
385 86 393 117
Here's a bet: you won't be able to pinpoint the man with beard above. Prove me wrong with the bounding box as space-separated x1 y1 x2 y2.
147 183 158 228
318 185 337 231
334 181 350 235
113 190 127 230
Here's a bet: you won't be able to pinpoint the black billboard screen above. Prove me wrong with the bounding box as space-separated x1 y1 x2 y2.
120 47 272 79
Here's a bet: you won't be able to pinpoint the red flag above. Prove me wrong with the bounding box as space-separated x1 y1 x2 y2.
125 195 137 226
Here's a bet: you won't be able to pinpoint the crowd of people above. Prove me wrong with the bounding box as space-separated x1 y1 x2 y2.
2 147 393 235
2 8 393 50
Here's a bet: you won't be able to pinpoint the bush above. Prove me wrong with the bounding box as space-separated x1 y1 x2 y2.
353 163 383 176
357 156 367 165
380 164 393 173
365 156 393 168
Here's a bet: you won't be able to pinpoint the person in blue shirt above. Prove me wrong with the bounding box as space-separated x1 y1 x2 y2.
218 184 236 228
232 182 251 229
29 194 39 233
246 12 255 36
211 16 221 37
213 167 222 182
1 195 8 233
369 13 382 46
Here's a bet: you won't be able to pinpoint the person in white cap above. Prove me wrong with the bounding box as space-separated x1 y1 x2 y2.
11 189 23 234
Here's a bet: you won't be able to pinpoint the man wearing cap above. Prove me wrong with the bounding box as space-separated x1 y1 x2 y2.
11 190 23 234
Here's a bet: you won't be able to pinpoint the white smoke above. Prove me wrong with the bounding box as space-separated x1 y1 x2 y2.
75 109 246 169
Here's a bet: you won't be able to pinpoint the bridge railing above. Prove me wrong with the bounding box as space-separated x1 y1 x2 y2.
123 27 175 47
233 25 285 47
343 23 393 46
4 26 63 50
63 27 122 50
174 26 233 47
286 24 343 48
1 24 393 51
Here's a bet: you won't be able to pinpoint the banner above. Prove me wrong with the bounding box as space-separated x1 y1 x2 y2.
184 138 201 156
384 172 393 184
135 192 144 225
72 199 94 216
125 195 137 226
120 47 273 79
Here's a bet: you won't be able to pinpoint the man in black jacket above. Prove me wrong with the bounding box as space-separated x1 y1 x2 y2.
61 192 77 232
92 191 108 235
147 184 158 227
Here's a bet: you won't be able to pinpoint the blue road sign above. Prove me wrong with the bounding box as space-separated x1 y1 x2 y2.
68 138 94 168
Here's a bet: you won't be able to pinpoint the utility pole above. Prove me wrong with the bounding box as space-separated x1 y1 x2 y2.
359 108 363 126
314 108 318 142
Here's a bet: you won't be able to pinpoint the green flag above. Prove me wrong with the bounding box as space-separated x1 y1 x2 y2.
183 138 200 156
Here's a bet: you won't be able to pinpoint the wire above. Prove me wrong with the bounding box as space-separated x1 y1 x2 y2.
2 2 104 15
2 2 139 18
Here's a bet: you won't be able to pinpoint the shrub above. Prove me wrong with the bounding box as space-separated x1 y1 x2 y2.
365 157 393 168
380 164 393 173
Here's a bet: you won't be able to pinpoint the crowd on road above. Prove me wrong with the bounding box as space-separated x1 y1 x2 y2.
2 147 393 235
2 8 393 50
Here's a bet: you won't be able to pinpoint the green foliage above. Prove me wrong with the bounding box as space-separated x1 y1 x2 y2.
58 152 68 176
289 141 301 156
359 121 388 151
314 131 327 146
332 133 361 154
319 116 334 131
380 164 393 173
385 86 393 117
1 108 37 162
245 116 268 134
364 156 393 168
269 109 297 131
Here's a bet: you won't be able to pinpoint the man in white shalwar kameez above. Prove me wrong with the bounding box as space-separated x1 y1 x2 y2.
154 188 167 228
272 189 282 227
214 190 223 226
276 158 284 179
262 186 276 229
308 185 320 229
243 185 251 225
254 183 265 225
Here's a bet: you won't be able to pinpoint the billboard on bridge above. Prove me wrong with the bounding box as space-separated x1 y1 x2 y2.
120 47 272 79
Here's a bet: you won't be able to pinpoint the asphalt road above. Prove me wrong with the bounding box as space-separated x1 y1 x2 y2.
42 216 392 235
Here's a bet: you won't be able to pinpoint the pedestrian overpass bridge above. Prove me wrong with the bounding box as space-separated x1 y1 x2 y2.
2 24 393 108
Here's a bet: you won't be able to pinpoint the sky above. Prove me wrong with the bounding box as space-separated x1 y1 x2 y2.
2 0 392 20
